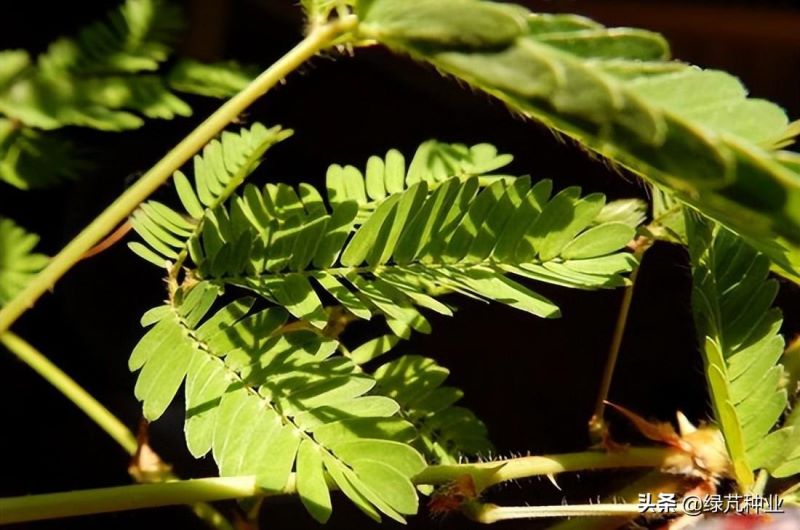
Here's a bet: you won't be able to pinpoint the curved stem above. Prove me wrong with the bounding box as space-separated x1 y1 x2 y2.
80 220 133 261
0 331 234 530
0 15 358 336
1 331 137 454
0 447 679 524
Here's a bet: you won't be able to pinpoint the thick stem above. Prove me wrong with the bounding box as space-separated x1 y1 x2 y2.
0 331 234 530
0 477 262 524
0 15 358 335
1 331 137 454
0 448 680 524
416 447 677 491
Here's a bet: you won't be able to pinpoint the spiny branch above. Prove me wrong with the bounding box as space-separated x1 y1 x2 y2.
0 447 685 524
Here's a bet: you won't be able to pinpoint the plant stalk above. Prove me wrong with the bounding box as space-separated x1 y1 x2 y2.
589 237 652 442
1 331 138 454
465 502 679 523
0 447 679 524
0 477 262 524
547 472 690 530
0 15 358 336
416 447 677 491
0 331 234 530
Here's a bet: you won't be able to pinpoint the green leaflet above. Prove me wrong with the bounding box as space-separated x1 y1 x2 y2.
130 282 426 522
326 139 515 224
0 218 49 306
345 336 491 463
128 122 291 267
359 0 528 48
687 215 793 488
372 355 492 464
355 0 800 277
167 60 259 98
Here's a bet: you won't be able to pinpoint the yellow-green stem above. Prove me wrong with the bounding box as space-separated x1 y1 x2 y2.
416 447 677 491
0 448 678 524
0 331 235 530
466 502 681 523
0 15 357 335
547 472 689 530
1 331 137 454
0 477 262 524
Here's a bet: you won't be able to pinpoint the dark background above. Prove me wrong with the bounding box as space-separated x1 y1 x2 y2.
1 1 799 529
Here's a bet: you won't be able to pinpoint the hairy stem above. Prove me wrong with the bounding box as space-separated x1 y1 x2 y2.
589 237 652 442
0 15 358 335
465 502 678 523
547 472 691 530
0 477 261 525
0 447 681 524
0 331 234 530
416 447 678 491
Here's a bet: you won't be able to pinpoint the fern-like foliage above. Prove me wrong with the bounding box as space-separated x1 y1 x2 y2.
197 176 638 332
354 0 800 277
128 123 292 266
344 334 492 463
131 282 428 523
0 119 85 188
687 214 797 488
0 0 187 131
372 355 491 464
0 1 261 189
131 129 640 338
167 59 259 99
0 218 48 306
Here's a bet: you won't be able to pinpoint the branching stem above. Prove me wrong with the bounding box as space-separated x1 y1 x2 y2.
0 447 679 524
416 447 677 491
0 15 358 335
0 331 234 530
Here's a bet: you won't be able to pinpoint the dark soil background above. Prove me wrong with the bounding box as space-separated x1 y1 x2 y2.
1 1 799 529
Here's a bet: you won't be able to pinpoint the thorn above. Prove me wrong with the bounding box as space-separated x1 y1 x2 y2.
546 473 562 491
676 411 697 436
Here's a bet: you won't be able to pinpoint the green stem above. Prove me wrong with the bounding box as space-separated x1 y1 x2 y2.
0 477 263 525
0 331 137 454
416 447 677 491
0 331 234 530
0 448 678 524
0 15 358 336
